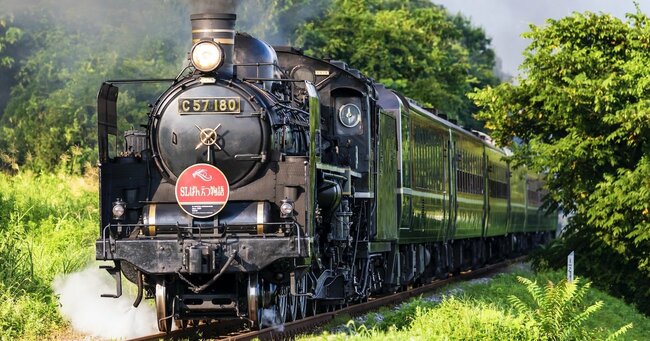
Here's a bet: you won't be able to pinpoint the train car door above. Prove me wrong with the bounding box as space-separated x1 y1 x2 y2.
399 109 413 230
376 110 398 240
485 147 509 237
482 147 488 238
445 130 457 241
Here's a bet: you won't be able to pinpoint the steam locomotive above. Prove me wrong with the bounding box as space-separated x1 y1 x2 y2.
96 13 556 332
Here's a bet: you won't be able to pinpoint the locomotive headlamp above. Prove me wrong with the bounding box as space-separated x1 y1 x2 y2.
112 199 126 220
190 40 224 72
280 200 294 218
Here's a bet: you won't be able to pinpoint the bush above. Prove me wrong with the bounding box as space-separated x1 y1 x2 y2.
530 234 650 315
509 276 632 340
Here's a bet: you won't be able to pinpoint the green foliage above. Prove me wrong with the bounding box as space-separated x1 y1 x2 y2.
470 8 650 313
365 298 437 331
0 14 23 125
463 270 649 340
0 15 23 68
0 171 97 339
408 298 538 340
0 2 188 172
302 270 648 341
0 1 340 173
531 234 650 315
1 0 499 171
508 276 631 340
304 298 536 341
295 0 499 128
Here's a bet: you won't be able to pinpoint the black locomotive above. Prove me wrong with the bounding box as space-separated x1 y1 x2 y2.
96 12 556 332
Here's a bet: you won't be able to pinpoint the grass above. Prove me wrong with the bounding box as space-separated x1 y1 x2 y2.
458 270 647 339
0 171 97 340
301 268 650 341
1 170 649 340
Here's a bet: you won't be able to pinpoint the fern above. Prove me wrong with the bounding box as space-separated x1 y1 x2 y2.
606 323 634 341
508 276 632 340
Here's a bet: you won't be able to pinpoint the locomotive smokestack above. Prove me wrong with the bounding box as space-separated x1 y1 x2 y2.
191 13 236 77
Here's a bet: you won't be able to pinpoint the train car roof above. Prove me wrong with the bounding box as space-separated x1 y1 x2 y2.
405 98 507 154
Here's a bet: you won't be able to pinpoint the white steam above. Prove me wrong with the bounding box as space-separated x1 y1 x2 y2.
53 266 158 339
261 308 285 332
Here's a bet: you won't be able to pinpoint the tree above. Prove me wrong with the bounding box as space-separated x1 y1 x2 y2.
470 9 650 311
0 0 331 172
0 1 189 172
0 0 497 171
0 16 22 68
295 0 498 127
0 15 23 126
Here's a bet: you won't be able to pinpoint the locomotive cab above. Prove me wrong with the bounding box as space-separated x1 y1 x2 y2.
276 49 375 190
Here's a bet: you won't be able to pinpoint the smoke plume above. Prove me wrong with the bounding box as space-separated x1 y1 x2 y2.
53 266 158 339
190 0 240 14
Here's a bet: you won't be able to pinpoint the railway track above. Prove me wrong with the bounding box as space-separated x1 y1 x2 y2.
128 256 527 341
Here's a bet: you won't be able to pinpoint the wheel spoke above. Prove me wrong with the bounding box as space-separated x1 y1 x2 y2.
276 285 288 324
287 290 297 321
297 276 307 319
250 272 313 327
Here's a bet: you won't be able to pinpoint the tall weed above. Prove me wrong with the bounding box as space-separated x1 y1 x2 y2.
530 231 650 315
509 276 633 340
0 171 97 340
307 298 538 341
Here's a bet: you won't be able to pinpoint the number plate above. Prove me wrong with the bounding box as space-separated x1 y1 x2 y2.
178 97 241 114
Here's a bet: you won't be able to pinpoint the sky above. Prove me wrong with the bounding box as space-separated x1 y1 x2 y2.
434 0 649 78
